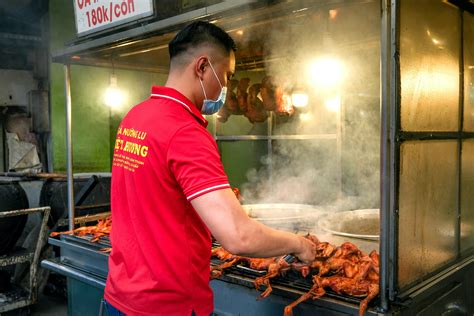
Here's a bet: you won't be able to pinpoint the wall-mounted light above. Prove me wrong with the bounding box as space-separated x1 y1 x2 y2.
325 95 341 112
291 91 309 108
329 9 338 19
309 58 344 89
104 74 124 108
299 112 313 122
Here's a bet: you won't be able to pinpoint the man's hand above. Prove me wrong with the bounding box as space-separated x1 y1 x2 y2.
294 236 317 264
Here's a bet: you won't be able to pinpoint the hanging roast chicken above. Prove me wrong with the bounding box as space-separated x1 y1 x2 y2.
260 76 294 116
245 83 268 123
236 77 251 114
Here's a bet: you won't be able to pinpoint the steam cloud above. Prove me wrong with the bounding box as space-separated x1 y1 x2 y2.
237 1 381 212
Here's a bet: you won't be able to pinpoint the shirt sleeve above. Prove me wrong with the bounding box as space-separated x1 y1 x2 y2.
167 123 230 201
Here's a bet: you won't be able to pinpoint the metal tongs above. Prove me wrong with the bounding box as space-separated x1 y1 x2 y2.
281 254 297 264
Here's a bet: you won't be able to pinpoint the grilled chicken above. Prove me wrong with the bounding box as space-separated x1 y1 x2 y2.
253 257 292 299
224 79 240 115
210 247 244 279
260 76 279 111
50 217 112 251
284 276 379 316
245 83 268 123
237 78 250 113
211 235 380 316
50 217 111 242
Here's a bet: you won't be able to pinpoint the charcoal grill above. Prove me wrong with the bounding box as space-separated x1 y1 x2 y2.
211 252 370 307
43 233 379 316
42 234 110 283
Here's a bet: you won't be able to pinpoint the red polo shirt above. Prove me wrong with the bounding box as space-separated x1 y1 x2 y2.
105 86 230 316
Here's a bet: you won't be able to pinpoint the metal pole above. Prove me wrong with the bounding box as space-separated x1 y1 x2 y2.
267 111 273 189
213 113 217 139
389 0 401 302
380 0 393 311
336 96 343 198
65 64 75 231
456 9 464 260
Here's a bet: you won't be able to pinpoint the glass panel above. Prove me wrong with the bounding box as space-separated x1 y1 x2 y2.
271 95 338 136
464 12 474 132
205 0 381 224
461 140 474 253
216 1 380 139
241 140 339 205
341 98 380 210
400 0 460 131
218 140 268 189
398 141 458 289
216 115 268 136
205 114 216 136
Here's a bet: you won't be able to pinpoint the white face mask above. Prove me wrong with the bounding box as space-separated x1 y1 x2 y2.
199 60 227 115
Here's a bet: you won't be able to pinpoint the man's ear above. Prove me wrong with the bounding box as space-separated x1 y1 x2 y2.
195 56 208 80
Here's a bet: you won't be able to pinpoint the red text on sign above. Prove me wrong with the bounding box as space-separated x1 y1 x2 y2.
85 0 136 28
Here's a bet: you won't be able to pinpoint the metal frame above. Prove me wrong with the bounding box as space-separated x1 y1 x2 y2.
383 0 474 303
213 134 338 141
456 9 465 261
0 206 51 313
0 115 5 172
65 65 75 231
380 0 392 310
389 0 401 303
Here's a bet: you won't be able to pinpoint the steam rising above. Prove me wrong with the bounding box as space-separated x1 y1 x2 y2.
237 1 381 212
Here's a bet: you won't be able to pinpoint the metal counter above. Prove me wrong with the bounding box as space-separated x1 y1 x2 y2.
42 234 474 315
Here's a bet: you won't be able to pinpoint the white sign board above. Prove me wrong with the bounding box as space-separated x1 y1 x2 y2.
73 0 154 36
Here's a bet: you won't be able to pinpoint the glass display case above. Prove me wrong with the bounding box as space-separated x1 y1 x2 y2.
395 0 473 295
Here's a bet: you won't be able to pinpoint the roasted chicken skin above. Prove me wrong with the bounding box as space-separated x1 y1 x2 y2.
210 235 379 316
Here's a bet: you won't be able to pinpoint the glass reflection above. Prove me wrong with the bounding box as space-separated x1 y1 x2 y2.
400 0 460 131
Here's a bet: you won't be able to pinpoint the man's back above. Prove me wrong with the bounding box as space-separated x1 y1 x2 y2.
105 86 230 316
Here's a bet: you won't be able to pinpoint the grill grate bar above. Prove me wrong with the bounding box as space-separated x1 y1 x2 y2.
212 257 365 305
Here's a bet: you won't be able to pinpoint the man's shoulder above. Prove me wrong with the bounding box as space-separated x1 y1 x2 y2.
121 98 202 140
126 96 174 116
131 97 196 120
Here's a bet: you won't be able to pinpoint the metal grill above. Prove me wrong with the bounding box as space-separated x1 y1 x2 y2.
211 254 373 307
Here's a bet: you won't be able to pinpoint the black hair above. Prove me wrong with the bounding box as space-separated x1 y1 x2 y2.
168 21 237 61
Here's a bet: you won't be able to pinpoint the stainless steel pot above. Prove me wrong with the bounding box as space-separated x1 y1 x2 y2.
242 203 327 233
318 209 380 240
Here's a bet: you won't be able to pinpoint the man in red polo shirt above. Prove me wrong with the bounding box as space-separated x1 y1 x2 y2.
104 21 316 316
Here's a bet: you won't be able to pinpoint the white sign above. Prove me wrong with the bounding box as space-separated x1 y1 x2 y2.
73 0 154 36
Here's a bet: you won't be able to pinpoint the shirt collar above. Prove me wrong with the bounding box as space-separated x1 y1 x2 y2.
150 86 208 128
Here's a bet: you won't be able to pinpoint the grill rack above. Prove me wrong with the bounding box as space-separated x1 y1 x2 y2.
211 243 378 307
63 234 111 248
63 237 377 307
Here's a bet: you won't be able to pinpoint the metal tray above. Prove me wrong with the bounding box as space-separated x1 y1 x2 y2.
318 209 379 240
48 235 110 279
242 204 325 220
242 204 326 232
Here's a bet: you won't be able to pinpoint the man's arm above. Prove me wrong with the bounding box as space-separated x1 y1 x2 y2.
191 188 316 263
